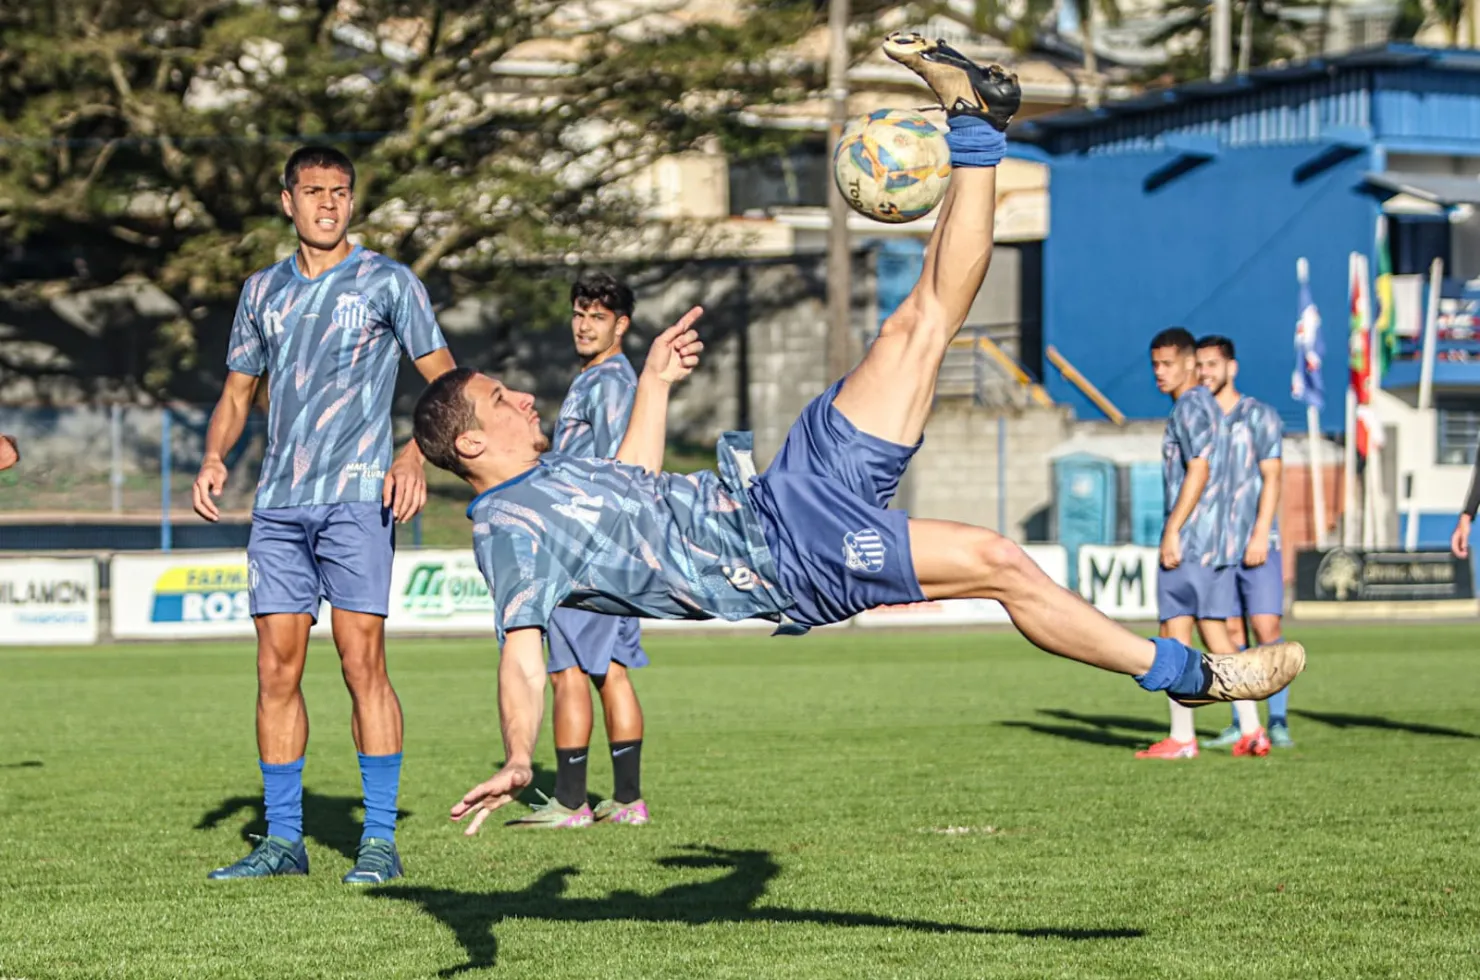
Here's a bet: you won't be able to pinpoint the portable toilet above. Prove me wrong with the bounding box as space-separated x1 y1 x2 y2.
1128 461 1165 547
1053 452 1117 590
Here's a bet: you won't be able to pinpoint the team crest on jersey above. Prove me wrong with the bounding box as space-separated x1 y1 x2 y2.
843 527 886 573
332 291 370 332
722 564 757 591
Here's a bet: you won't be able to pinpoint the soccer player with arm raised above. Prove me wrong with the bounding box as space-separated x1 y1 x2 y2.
412 36 1305 833
194 146 455 882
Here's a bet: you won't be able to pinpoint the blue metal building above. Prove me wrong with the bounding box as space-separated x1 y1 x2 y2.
1014 44 1480 433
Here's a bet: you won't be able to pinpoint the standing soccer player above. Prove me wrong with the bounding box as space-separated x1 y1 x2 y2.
1195 337 1293 749
511 273 651 829
406 35 1303 829
193 146 455 882
1136 329 1269 760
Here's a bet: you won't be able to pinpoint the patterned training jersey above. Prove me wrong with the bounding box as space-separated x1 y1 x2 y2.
1222 395 1283 560
227 247 448 509
469 435 795 642
1162 384 1231 567
553 354 638 458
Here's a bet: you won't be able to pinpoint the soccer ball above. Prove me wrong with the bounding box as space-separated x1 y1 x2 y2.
832 109 951 224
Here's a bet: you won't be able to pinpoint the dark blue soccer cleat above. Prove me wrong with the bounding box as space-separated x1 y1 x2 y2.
207 834 309 880
342 837 403 885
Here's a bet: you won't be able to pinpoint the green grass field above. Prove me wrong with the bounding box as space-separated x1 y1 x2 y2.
2 624 1477 979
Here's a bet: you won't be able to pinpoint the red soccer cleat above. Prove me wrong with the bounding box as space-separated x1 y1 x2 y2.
1134 737 1198 760
1231 728 1272 757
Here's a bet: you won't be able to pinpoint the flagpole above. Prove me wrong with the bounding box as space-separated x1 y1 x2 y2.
1343 251 1361 549
1297 257 1328 548
1418 257 1442 411
1407 257 1443 551
1363 246 1382 550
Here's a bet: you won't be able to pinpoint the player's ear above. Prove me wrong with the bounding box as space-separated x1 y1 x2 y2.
615 315 630 341
280 188 293 219
454 428 487 462
1229 359 1239 381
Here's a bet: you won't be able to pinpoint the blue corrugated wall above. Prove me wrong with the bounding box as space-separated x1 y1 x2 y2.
1042 142 1380 431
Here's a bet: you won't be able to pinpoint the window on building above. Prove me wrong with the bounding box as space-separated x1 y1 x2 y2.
1437 396 1480 465
728 140 828 215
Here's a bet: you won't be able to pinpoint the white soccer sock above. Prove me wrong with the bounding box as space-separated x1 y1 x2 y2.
1233 700 1261 735
1169 698 1196 743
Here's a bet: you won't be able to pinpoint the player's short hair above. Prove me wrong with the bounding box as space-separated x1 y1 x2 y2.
1149 327 1196 355
1197 335 1236 360
571 272 635 321
283 145 356 192
414 368 479 479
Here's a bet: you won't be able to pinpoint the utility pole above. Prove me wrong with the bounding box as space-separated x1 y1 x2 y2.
1211 0 1232 81
825 0 854 381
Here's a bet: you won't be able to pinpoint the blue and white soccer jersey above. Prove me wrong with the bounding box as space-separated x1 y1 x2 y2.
229 247 448 618
1225 396 1284 618
1157 385 1234 622
546 355 648 676
469 446 795 642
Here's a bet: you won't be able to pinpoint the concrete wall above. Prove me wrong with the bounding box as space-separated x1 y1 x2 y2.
902 400 1074 541
1042 141 1380 433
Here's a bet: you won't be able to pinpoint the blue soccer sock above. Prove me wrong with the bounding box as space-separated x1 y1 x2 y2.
1266 638 1290 723
1134 637 1208 698
359 752 402 843
944 115 1006 168
261 757 305 843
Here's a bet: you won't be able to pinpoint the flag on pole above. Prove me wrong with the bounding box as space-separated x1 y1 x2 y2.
1349 253 1382 458
1374 216 1398 376
1292 258 1324 410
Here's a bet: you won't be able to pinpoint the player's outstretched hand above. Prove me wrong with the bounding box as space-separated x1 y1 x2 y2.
383 451 429 523
646 306 705 384
192 457 228 522
0 435 17 472
451 762 534 835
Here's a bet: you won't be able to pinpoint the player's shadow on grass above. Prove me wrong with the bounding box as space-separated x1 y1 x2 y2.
0 760 43 769
999 709 1219 749
369 845 1142 975
194 791 413 861
1291 709 1478 740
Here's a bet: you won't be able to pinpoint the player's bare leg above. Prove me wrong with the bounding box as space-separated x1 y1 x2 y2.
207 613 315 880
907 520 1304 702
331 610 403 756
256 614 314 764
830 35 1017 447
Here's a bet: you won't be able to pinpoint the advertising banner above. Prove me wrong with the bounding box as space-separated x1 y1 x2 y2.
111 552 329 640
0 557 99 645
1077 545 1159 621
854 545 1070 628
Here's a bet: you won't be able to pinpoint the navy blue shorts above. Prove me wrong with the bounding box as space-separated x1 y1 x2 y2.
749 379 927 628
1157 562 1235 623
1233 548 1284 618
248 502 394 619
547 608 648 675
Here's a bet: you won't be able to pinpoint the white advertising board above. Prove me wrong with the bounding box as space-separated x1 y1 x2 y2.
386 550 496 634
0 557 99 645
1077 545 1159 621
110 551 329 640
854 545 1070 628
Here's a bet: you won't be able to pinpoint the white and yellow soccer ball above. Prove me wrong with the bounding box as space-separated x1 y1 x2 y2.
832 109 951 224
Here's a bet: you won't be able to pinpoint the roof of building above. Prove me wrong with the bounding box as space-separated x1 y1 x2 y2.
1016 44 1480 151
